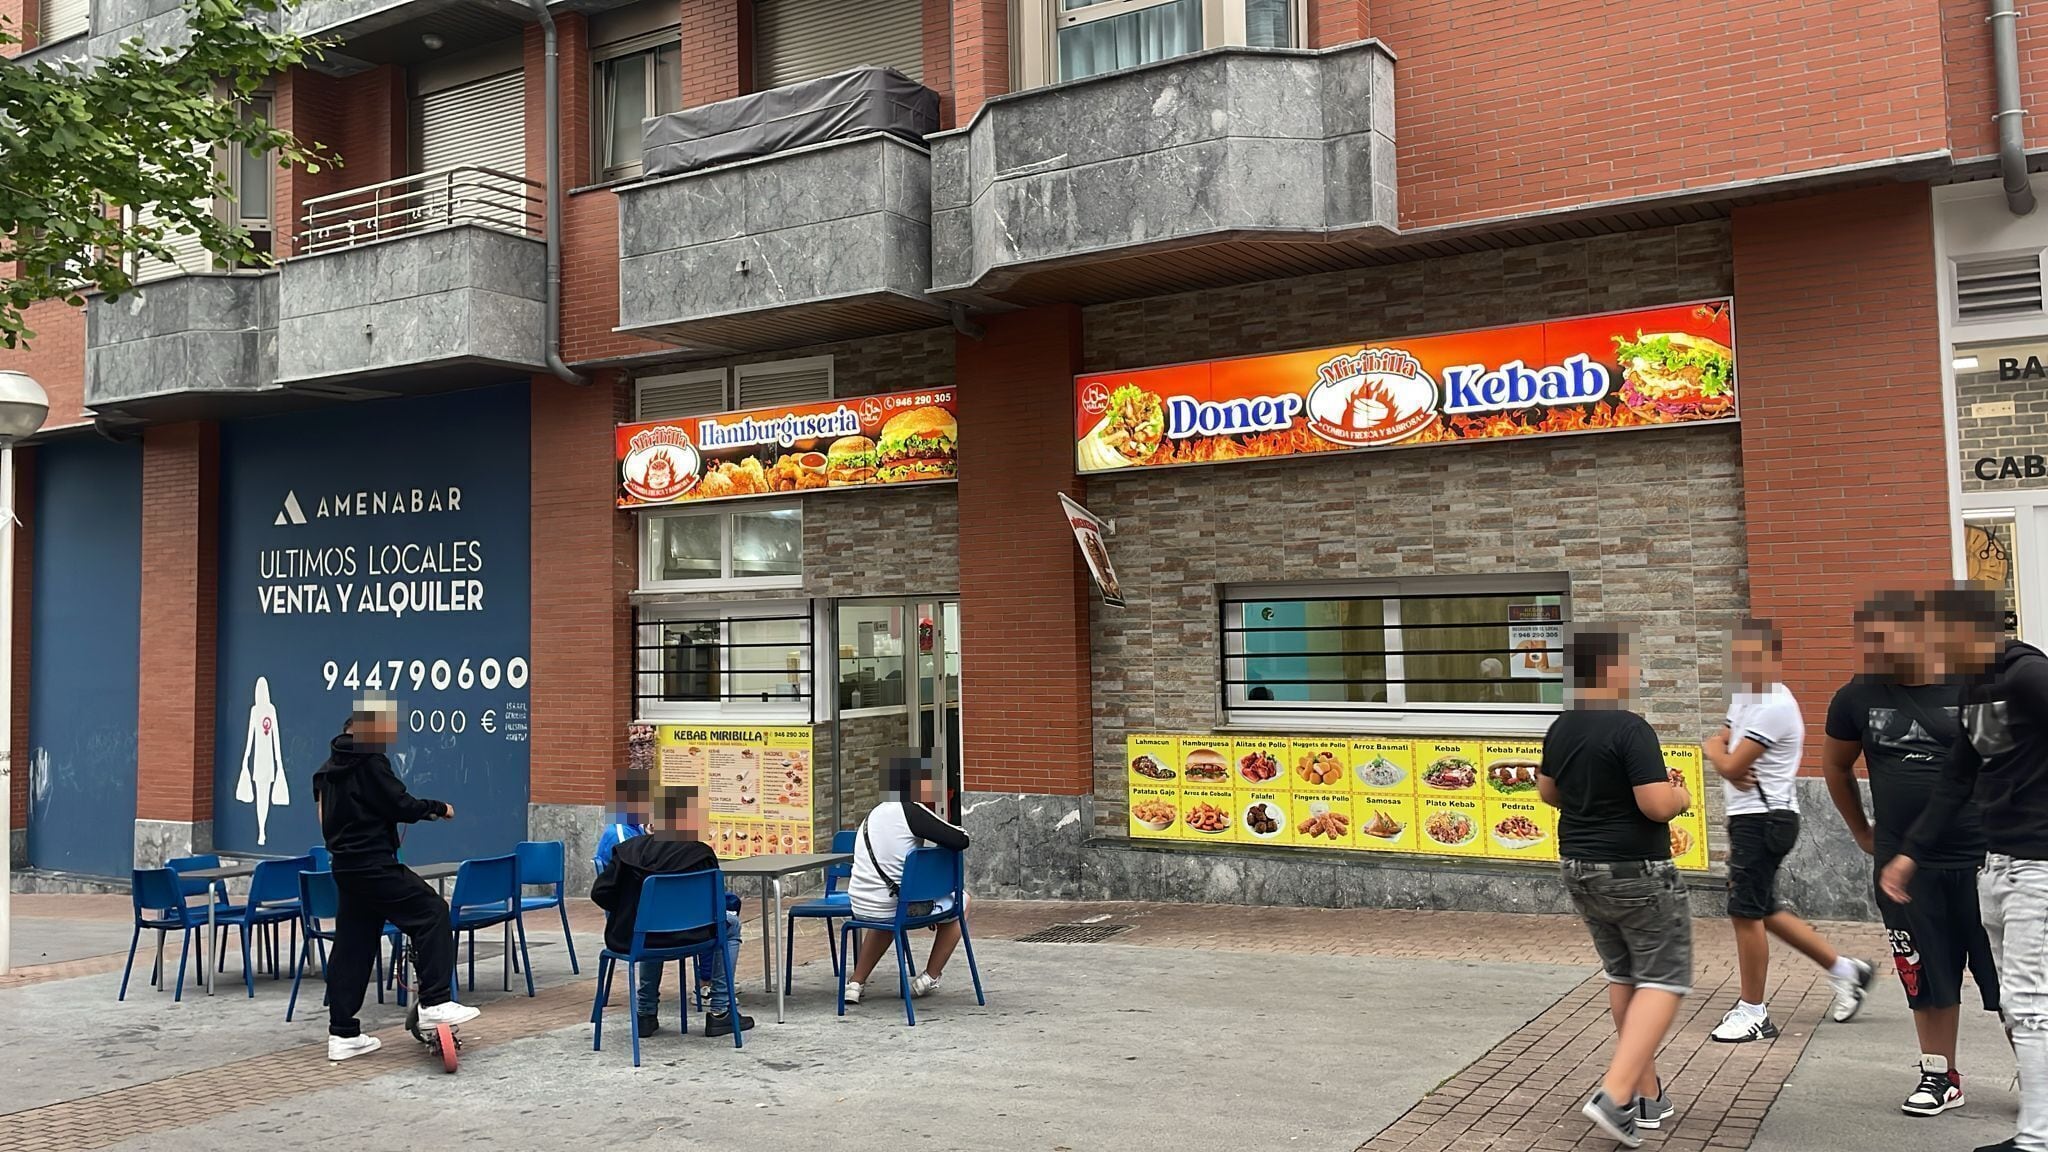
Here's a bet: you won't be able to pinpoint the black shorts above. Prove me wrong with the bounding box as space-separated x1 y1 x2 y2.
1874 858 2001 1013
1726 812 1799 920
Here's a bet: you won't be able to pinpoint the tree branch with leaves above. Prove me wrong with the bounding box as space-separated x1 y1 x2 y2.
0 0 332 347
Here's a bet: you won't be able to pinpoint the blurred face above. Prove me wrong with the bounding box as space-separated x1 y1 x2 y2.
1938 616 2002 676
356 708 398 748
614 777 650 823
1731 634 1778 690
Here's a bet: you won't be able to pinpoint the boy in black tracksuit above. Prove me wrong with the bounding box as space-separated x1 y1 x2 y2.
312 701 478 1061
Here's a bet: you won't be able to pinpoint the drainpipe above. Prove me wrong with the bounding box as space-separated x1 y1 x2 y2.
1993 0 2037 215
525 0 588 383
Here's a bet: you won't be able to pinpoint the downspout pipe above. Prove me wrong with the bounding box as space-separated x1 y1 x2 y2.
1993 0 2037 216
525 0 588 383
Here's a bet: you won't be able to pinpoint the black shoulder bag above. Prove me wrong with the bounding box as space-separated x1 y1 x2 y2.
861 815 900 900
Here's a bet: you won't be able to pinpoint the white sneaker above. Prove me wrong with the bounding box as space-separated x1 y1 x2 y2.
1830 958 1875 1023
328 1034 382 1062
843 980 863 1005
1710 1005 1779 1043
417 1000 480 1028
1903 1054 1965 1116
910 971 940 998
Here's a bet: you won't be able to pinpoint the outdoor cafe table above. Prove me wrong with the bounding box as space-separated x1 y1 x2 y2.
718 852 854 1024
182 859 463 995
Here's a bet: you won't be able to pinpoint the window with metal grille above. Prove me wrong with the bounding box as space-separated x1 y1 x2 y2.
1222 577 1569 727
1955 252 2046 325
632 602 814 718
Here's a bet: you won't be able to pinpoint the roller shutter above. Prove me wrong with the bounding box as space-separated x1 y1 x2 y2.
39 0 87 42
414 70 527 178
752 0 924 90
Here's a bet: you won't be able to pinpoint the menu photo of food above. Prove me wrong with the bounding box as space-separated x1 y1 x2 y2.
1180 745 1232 785
1129 787 1180 840
1294 794 1353 847
1238 791 1293 846
656 729 710 789
1483 798 1557 861
1126 734 1181 787
1181 795 1234 838
1352 794 1416 853
1349 738 1414 794
1289 738 1350 790
1416 741 1483 798
707 746 762 817
1663 743 1706 820
1668 810 1710 871
1482 740 1546 797
1419 798 1487 857
1231 737 1288 792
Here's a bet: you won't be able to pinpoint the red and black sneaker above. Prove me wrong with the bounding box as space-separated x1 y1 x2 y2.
1903 1055 1965 1117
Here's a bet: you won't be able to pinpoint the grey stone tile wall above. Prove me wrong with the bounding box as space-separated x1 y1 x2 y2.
88 0 191 59
85 274 277 408
527 802 604 897
1958 366 2048 493
134 818 210 870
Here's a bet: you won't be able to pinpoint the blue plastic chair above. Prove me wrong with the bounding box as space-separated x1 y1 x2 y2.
515 840 579 975
308 845 331 871
448 854 534 998
120 868 207 1002
286 869 392 1022
209 856 314 997
836 847 985 1026
590 869 740 1066
784 829 856 989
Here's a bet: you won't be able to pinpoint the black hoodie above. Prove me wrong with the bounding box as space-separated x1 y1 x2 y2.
312 732 448 871
1907 640 2048 862
589 833 720 954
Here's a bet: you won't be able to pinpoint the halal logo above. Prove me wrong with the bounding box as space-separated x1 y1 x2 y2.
1080 382 1111 416
857 397 884 428
275 491 308 527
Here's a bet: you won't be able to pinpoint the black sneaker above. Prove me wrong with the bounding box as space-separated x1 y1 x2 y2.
1903 1055 1964 1117
1581 1089 1642 1149
635 1014 661 1037
705 1011 755 1038
1634 1088 1675 1130
1973 1140 2019 1152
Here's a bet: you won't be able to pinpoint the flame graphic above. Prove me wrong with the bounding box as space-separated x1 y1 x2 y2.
1341 379 1400 430
1137 401 1665 467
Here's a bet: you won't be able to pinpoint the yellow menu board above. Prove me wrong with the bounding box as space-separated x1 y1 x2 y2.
653 725 814 857
1415 739 1484 800
1351 738 1414 796
1125 731 1711 871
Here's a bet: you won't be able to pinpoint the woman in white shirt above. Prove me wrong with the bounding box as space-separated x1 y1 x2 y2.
844 762 971 1005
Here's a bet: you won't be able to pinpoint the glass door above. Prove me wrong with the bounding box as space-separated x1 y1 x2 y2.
913 600 962 822
830 597 962 828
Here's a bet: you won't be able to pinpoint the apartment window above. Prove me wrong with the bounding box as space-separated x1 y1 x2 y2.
1030 0 1301 85
1222 577 1569 729
633 601 815 719
230 95 275 259
634 356 835 421
641 502 804 590
595 32 681 180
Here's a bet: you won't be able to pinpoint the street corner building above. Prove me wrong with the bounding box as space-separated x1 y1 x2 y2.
0 0 2036 921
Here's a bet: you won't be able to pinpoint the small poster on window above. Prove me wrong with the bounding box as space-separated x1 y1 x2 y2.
1506 604 1563 680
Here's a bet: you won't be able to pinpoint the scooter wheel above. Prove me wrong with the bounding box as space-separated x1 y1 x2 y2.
436 1023 458 1073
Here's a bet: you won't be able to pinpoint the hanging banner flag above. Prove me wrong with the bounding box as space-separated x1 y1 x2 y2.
1059 493 1124 607
617 387 958 508
1074 300 1735 474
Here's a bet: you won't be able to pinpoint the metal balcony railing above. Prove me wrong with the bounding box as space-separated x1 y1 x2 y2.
296 165 542 256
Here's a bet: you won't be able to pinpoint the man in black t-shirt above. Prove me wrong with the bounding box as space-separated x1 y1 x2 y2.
1823 592 1998 1119
1540 628 1693 1150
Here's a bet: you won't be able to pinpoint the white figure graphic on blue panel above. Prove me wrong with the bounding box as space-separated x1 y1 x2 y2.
235 676 288 845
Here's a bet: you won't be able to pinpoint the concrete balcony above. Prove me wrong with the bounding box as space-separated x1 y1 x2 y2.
929 40 1399 305
84 273 278 416
617 133 946 353
277 167 548 388
285 0 529 68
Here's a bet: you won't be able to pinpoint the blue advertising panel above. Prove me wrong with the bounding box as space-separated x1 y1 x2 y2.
215 386 530 863
28 439 141 877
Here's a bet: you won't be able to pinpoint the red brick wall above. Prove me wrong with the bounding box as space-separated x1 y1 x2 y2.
528 374 633 806
955 305 1093 795
921 0 954 127
1375 0 1950 229
4 0 35 54
0 299 88 433
949 0 1008 124
681 0 746 106
136 424 218 822
1733 184 1949 770
1940 0 2048 162
8 447 30 833
276 66 405 258
1310 0 1370 45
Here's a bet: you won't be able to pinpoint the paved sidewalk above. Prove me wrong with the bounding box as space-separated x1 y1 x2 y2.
0 894 1998 1152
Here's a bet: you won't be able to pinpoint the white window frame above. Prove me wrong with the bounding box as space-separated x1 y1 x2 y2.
1221 574 1570 736
1017 0 1306 89
638 500 806 594
593 28 682 182
633 598 821 723
230 95 275 258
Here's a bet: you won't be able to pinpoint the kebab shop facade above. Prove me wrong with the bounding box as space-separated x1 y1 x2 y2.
1050 241 1753 914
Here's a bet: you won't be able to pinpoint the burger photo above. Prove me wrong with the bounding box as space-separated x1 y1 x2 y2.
876 406 958 484
1612 331 1736 421
825 435 878 486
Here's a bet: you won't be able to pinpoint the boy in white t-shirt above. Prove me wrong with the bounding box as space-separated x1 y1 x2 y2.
1705 619 1875 1043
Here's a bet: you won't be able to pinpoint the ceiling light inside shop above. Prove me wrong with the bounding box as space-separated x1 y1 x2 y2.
1954 356 1981 370
421 33 445 49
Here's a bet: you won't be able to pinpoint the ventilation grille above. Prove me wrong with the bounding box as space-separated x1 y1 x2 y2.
734 356 833 409
1014 923 1133 945
636 369 727 421
1956 253 2046 324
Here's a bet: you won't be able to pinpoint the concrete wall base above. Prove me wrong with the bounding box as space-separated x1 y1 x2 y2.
134 819 212 870
529 802 604 898
10 868 126 894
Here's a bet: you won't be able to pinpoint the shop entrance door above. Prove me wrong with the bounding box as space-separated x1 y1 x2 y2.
1962 503 2033 640
830 598 961 828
